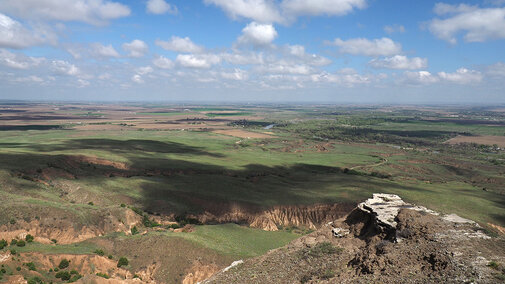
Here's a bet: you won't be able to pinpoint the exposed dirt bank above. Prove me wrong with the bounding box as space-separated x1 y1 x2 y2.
205 194 505 283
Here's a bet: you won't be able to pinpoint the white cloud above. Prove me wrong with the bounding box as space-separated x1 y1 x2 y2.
0 0 130 25
285 44 332 66
281 0 366 17
429 4 505 43
221 69 248 80
403 71 439 84
257 62 314 75
237 22 278 47
331 37 402 56
136 66 153 75
0 49 45 69
153 56 174 69
0 13 55 48
204 0 282 23
176 54 221 68
77 78 90 87
132 74 144 83
220 51 264 65
438 68 483 84
51 60 81 76
383 24 405 34
91 43 120 58
156 36 204 53
402 68 482 85
310 71 371 86
370 55 427 70
122 40 148 57
12 75 44 84
486 62 505 77
146 0 177 15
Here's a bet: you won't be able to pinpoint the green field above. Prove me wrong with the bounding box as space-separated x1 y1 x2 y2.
0 103 504 283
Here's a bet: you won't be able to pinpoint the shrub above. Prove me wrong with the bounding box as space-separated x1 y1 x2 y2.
70 270 78 275
27 277 44 284
25 234 34 243
131 226 139 235
16 267 21 271
10 239 17 246
117 257 129 268
9 219 16 225
167 224 180 230
16 240 26 247
54 267 59 272
24 262 36 271
120 203 126 208
58 259 69 269
88 202 94 206
0 268 5 273
320 269 335 280
488 261 500 270
0 239 7 249
9 249 16 255
69 274 82 282
94 249 105 256
55 271 71 280
108 255 113 259
51 239 58 244
96 272 110 279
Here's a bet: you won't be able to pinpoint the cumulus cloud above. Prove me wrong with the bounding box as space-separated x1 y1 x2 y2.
429 3 505 43
0 13 56 48
438 68 483 84
0 0 130 25
383 24 405 34
221 69 248 80
403 71 439 84
257 61 314 75
131 74 144 83
153 56 174 69
370 55 427 70
122 40 148 57
146 0 177 15
51 60 81 76
285 44 331 66
486 62 505 77
0 49 45 69
156 36 204 53
281 0 366 17
176 54 221 68
220 51 265 65
310 70 371 86
403 68 482 85
204 0 282 23
330 37 402 56
91 43 120 58
237 22 278 47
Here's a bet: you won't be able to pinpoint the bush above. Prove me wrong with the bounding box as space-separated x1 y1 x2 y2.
51 239 58 244
9 219 16 225
117 257 129 268
88 202 94 206
10 249 16 255
108 255 113 259
0 239 7 249
70 269 78 275
58 259 70 269
96 272 110 279
131 226 139 235
55 271 71 280
488 261 500 270
69 274 82 282
27 277 44 284
16 240 26 247
54 267 59 272
24 262 36 271
10 239 17 246
16 267 21 271
94 249 105 256
120 203 126 208
298 242 343 259
25 234 34 243
320 269 335 280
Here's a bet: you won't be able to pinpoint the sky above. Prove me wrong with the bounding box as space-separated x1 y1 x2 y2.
0 0 505 103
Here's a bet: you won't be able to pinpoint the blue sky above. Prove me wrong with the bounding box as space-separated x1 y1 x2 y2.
0 0 504 103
